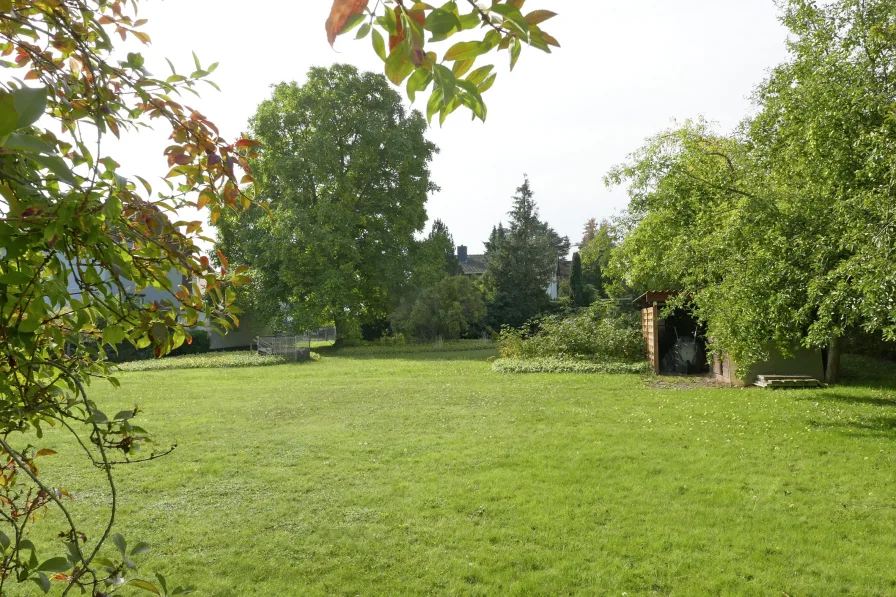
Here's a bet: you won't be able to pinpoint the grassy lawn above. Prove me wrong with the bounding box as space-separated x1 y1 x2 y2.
17 351 896 596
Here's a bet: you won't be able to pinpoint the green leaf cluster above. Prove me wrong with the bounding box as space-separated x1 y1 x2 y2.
335 0 559 124
391 275 487 341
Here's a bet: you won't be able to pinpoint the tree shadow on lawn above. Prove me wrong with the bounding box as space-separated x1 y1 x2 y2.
807 414 896 439
799 354 896 438
801 387 896 409
798 354 896 407
838 354 896 388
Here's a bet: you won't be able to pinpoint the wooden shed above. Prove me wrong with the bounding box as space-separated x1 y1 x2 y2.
635 291 824 386
635 291 708 376
637 291 673 374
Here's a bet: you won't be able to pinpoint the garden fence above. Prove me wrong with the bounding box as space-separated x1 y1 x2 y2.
255 335 311 362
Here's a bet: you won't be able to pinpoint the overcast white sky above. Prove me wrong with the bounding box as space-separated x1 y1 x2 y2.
108 1 790 254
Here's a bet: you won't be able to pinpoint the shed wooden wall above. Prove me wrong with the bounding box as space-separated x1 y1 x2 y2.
641 306 660 374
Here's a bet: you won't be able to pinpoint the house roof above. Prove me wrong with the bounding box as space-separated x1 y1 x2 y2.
460 254 488 275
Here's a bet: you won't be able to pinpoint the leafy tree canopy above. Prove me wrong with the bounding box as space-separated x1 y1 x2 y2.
607 0 896 381
409 218 462 290
579 219 616 298
216 65 438 337
391 274 485 340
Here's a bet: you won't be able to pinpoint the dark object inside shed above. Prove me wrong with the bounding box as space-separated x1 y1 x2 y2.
658 308 709 375
636 291 709 376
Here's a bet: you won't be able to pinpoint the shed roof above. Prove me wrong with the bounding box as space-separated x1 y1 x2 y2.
634 290 681 308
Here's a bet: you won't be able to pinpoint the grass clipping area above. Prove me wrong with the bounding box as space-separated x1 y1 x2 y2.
493 357 650 374
116 351 290 372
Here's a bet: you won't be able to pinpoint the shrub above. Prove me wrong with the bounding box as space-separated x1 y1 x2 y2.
391 276 486 341
492 357 650 374
498 302 645 362
116 351 289 372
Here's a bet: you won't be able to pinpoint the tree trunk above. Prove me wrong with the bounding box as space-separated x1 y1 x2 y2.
825 336 843 384
332 316 347 349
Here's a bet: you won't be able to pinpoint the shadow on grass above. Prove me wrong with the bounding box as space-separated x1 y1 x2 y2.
808 415 896 439
799 354 896 438
803 391 896 409
794 354 896 408
839 354 896 387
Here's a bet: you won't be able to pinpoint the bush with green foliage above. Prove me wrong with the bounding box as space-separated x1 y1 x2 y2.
117 352 290 372
492 357 649 374
391 276 486 341
498 303 645 362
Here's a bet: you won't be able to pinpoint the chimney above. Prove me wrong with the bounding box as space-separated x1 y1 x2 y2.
457 245 468 263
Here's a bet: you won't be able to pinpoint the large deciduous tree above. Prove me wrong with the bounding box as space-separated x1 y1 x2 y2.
483 176 569 328
216 65 438 338
608 0 896 382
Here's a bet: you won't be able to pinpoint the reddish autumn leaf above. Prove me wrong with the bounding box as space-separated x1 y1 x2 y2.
389 6 426 52
326 0 369 46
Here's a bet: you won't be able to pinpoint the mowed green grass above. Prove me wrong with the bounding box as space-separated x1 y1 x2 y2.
18 352 896 596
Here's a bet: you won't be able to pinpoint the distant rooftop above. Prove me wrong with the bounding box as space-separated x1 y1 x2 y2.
460 254 488 276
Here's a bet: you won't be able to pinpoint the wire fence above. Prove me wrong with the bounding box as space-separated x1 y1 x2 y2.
254 327 336 361
255 335 311 362
311 326 336 343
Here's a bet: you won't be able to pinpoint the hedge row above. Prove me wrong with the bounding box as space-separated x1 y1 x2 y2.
492 357 650 375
